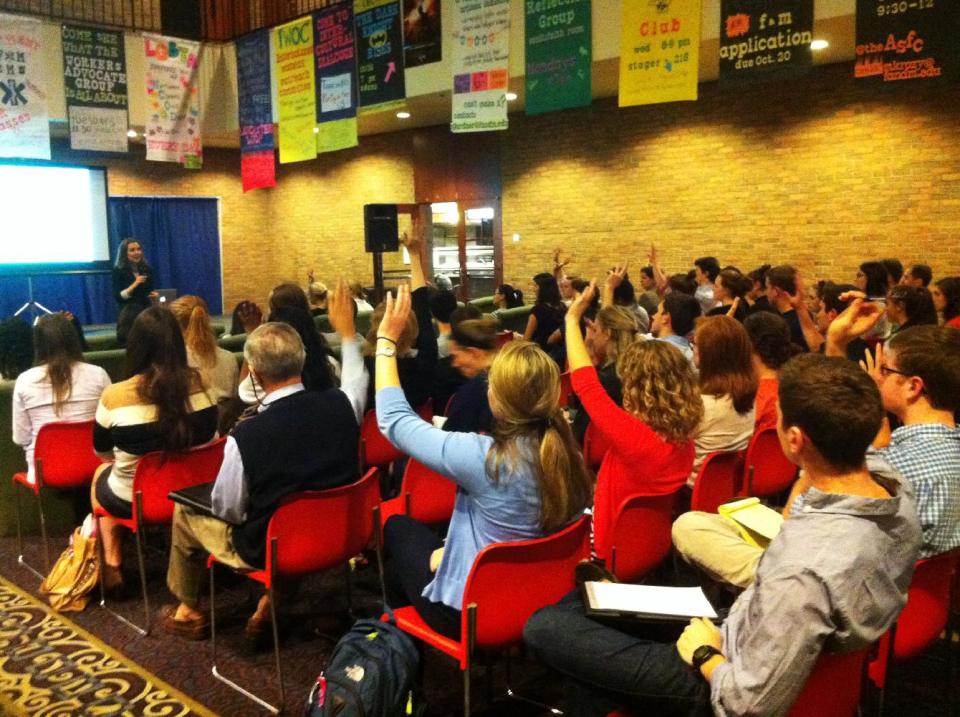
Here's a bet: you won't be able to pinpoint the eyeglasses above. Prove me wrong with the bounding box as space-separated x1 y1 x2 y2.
879 364 911 378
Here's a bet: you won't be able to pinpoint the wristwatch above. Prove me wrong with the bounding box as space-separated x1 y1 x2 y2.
375 345 397 358
691 644 723 672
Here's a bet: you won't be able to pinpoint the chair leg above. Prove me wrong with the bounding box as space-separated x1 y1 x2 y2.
36 490 50 573
134 528 151 635
372 504 387 607
504 651 564 715
269 581 285 709
96 498 150 637
343 562 356 619
462 664 471 717
13 483 45 580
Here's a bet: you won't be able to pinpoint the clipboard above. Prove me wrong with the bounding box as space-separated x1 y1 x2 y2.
583 582 719 622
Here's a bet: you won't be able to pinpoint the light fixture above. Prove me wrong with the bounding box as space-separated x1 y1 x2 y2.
505 92 518 101
313 126 320 133
126 129 137 138
396 111 411 119
810 39 829 50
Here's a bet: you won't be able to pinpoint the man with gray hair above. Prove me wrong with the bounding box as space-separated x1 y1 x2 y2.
162 282 368 641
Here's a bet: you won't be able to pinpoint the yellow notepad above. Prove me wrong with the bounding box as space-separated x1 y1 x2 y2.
718 497 783 549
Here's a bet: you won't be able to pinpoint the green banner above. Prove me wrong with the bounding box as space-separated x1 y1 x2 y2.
524 0 592 116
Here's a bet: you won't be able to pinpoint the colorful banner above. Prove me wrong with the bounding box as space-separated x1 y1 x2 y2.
855 0 958 83
274 16 317 164
618 0 701 107
315 5 359 153
236 30 275 191
0 14 49 160
62 25 128 153
356 0 406 113
450 0 510 133
144 34 202 165
719 0 812 85
524 0 592 115
403 0 442 67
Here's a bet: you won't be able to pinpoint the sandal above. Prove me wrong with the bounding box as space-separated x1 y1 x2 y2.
159 604 209 641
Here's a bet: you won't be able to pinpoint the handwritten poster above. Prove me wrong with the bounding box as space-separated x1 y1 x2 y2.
236 30 275 191
144 34 202 165
719 0 813 85
315 5 359 153
619 0 701 107
62 24 128 153
451 0 510 133
403 0 441 67
274 16 317 164
356 0 406 113
0 14 49 160
525 0 591 115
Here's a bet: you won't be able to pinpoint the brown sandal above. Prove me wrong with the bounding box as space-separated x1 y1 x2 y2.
159 604 209 641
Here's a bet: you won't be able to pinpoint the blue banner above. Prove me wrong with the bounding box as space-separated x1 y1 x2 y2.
314 4 359 124
236 30 274 153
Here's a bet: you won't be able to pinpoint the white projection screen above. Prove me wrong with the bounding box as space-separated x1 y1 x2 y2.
0 161 112 275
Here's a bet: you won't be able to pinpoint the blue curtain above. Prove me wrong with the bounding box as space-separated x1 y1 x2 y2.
0 197 221 325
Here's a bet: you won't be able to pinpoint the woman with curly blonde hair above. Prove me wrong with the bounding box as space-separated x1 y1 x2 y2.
565 282 702 562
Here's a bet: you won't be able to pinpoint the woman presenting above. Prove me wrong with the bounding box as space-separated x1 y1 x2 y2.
113 238 156 345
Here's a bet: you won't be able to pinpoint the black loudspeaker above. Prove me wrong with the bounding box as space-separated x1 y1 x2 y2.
364 204 399 253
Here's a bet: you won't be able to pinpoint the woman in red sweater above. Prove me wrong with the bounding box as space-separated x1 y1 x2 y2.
565 282 702 561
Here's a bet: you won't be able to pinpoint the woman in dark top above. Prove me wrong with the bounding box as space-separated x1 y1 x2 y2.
112 238 156 346
444 317 499 434
885 285 938 334
709 269 751 322
524 273 566 363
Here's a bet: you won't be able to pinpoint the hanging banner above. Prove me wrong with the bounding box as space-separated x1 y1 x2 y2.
719 0 813 85
854 0 958 83
62 25 128 153
403 0 442 67
619 0 701 107
0 14 49 160
274 16 317 164
315 5 359 153
450 0 510 133
144 34 202 165
524 0 592 115
236 30 275 191
356 0 406 113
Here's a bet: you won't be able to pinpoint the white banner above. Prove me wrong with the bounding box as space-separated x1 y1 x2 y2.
450 0 510 133
143 34 202 165
0 14 50 159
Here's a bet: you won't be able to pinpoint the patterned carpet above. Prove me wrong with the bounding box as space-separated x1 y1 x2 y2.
0 574 214 716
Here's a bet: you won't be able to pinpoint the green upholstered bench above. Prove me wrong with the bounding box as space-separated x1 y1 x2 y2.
493 305 532 333
82 349 128 382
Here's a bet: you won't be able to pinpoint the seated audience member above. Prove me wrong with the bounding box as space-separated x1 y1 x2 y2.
570 304 639 444
765 264 822 351
0 317 34 380
885 285 938 334
901 263 932 288
817 282 870 362
13 313 111 484
565 283 700 561
350 281 374 312
603 265 649 332
559 274 578 307
856 260 891 339
223 300 262 339
881 258 904 288
307 281 329 317
572 278 601 322
491 283 523 315
746 263 773 313
429 289 458 359
693 256 721 314
932 276 960 329
64 311 90 351
687 316 757 486
667 272 697 296
92 307 219 596
743 312 799 431
433 274 454 292
637 265 661 316
265 302 338 391
650 292 701 362
376 287 591 639
443 317 500 434
527 353 921 716
433 304 482 413
523 272 566 363
170 296 239 405
162 284 367 639
709 269 751 322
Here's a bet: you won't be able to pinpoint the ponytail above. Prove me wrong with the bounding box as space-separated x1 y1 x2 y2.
170 296 218 367
537 410 592 531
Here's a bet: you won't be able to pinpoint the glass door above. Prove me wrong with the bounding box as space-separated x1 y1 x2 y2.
425 199 501 300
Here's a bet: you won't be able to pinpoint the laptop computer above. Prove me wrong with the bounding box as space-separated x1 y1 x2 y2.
152 288 177 306
168 481 215 517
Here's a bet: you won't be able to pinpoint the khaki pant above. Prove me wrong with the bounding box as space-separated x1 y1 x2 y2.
671 511 763 589
167 504 253 608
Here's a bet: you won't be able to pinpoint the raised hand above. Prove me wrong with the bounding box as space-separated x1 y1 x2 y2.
825 297 883 356
567 280 598 322
377 284 412 343
328 278 356 338
860 341 883 385
606 262 628 289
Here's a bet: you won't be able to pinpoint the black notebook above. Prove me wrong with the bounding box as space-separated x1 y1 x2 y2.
168 481 215 517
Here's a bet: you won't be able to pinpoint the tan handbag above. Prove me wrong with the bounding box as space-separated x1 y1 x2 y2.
39 527 101 612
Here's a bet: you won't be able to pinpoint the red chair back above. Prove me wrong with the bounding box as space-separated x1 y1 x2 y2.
361 400 433 469
691 450 745 513
399 458 456 525
462 515 590 651
132 438 226 526
582 422 611 471
743 427 796 497
606 493 676 582
559 372 573 408
266 467 380 578
494 331 513 348
33 420 102 489
788 647 870 717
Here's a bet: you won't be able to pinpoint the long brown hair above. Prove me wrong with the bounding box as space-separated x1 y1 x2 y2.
170 295 218 367
33 313 84 416
485 341 592 531
594 305 639 367
695 315 758 414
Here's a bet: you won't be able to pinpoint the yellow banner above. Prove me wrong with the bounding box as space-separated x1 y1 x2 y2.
317 117 358 154
274 16 316 163
619 0 701 107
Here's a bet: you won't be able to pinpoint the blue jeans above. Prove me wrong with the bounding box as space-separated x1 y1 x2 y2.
523 590 710 717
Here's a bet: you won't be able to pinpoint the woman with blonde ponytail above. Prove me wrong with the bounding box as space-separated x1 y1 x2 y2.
170 296 238 404
375 285 592 639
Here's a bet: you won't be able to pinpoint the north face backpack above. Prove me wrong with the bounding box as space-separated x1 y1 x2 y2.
305 612 423 717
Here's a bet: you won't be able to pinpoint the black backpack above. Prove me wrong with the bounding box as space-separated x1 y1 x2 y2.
305 612 423 717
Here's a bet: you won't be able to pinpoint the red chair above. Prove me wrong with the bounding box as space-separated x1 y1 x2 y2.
209 467 384 714
12 420 103 578
379 457 457 527
94 438 226 636
690 450 745 513
494 330 513 348
360 399 433 470
582 422 611 471
741 427 796 498
559 372 573 408
603 492 677 583
393 515 591 715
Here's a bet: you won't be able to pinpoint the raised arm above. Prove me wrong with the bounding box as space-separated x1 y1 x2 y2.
602 263 628 308
649 243 668 293
788 273 824 353
825 296 883 358
329 278 369 424
565 281 597 371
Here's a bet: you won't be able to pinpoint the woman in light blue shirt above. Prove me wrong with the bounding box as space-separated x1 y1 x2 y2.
375 285 592 639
